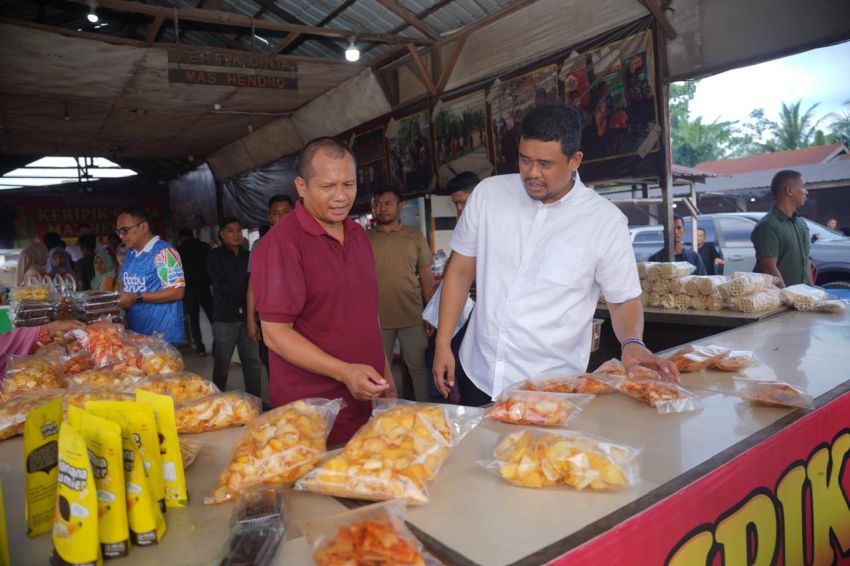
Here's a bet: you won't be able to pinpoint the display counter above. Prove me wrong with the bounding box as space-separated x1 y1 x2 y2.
3 308 848 565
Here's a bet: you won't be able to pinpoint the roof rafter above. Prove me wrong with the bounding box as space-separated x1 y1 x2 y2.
65 0 434 45
375 0 440 41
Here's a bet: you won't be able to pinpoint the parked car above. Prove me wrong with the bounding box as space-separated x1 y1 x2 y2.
629 213 850 288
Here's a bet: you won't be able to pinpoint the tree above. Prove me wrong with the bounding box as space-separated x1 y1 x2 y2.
767 100 822 150
670 80 741 166
828 99 850 146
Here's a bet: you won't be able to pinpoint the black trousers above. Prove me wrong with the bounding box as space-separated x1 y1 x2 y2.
184 284 213 352
452 319 492 407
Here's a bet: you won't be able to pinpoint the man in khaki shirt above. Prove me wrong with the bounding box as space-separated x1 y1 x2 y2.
368 187 436 401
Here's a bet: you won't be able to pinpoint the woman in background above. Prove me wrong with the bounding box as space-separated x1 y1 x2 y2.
15 243 48 286
90 249 117 291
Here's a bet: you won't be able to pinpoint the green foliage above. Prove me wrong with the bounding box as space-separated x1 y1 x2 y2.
828 99 850 146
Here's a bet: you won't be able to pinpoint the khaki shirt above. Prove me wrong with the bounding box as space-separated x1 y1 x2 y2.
367 224 432 328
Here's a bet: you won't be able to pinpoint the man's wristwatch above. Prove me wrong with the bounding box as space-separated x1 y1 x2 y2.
135 291 144 304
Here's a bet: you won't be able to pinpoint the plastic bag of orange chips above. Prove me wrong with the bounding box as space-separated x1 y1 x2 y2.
481 429 640 491
295 400 483 505
594 374 703 414
593 358 662 380
667 344 731 373
302 499 440 566
205 398 343 504
131 371 220 402
1 354 64 396
66 322 126 368
175 391 261 434
517 373 614 395
488 390 593 427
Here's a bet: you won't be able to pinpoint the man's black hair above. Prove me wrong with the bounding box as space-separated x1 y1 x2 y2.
219 216 241 232
44 232 65 250
446 171 480 194
770 170 801 197
78 233 97 252
373 186 403 202
118 207 152 226
178 228 194 239
520 102 582 157
296 137 355 180
268 194 294 209
673 214 684 224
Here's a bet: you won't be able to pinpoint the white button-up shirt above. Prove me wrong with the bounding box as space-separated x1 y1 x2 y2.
450 173 641 398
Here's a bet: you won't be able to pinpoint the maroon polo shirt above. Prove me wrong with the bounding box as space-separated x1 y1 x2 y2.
252 200 384 445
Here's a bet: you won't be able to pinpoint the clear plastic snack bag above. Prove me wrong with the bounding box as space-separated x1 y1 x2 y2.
734 378 813 409
711 350 759 372
175 391 261 433
636 261 657 279
295 400 483 505
648 261 697 280
517 373 614 395
206 398 343 504
685 275 728 296
717 273 767 298
594 374 703 414
219 485 286 566
729 290 783 313
131 371 220 402
302 498 440 566
667 344 731 372
0 389 64 441
66 321 127 367
64 367 144 391
488 389 593 427
1 354 64 396
594 358 661 380
779 284 830 311
480 429 640 491
139 340 184 375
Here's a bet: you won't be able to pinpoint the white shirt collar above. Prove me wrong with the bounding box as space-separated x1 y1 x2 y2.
136 235 160 255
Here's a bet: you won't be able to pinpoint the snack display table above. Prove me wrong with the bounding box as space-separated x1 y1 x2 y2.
2 308 848 565
595 304 788 328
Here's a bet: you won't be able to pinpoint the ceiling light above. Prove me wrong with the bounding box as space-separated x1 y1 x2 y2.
86 0 99 23
345 38 360 62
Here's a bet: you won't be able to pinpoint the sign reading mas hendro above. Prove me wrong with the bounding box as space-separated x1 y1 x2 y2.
166 48 298 90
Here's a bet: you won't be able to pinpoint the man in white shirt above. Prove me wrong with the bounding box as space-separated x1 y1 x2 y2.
433 102 678 401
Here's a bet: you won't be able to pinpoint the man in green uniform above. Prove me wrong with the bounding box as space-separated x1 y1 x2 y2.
751 169 811 287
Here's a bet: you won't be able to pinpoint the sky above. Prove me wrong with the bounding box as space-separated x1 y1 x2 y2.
688 40 850 130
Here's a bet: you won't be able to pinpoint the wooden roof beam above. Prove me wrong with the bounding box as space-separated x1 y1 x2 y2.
65 0 434 45
144 15 164 46
435 33 467 95
407 43 436 96
638 0 677 39
375 0 440 41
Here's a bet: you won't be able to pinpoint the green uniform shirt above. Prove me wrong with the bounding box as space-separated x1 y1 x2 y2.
751 206 811 285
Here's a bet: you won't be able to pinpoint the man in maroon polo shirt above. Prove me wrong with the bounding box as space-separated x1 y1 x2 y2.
252 137 396 445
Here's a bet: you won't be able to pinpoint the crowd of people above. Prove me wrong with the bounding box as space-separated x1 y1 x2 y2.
12 101 836 445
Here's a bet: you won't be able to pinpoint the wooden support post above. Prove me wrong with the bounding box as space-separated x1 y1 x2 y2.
145 15 164 46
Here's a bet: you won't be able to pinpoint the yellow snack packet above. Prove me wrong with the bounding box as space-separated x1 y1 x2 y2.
80 411 129 559
85 402 166 546
135 390 188 507
87 401 165 513
24 396 62 538
50 422 102 566
1 479 11 566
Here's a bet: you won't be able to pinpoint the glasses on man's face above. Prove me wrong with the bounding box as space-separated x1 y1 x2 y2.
115 221 143 237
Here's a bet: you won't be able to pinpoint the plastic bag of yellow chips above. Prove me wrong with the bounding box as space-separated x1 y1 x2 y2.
481 429 640 491
295 400 483 505
205 398 343 504
0 389 64 442
139 341 184 375
2 354 64 397
175 391 261 434
130 371 219 402
64 368 143 392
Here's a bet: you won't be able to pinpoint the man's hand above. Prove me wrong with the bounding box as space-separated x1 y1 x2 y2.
247 317 260 342
432 343 455 398
46 319 83 340
622 342 680 383
339 364 390 401
118 292 134 309
424 321 435 337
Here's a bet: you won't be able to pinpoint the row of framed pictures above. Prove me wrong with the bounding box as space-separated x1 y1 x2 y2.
343 28 660 203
